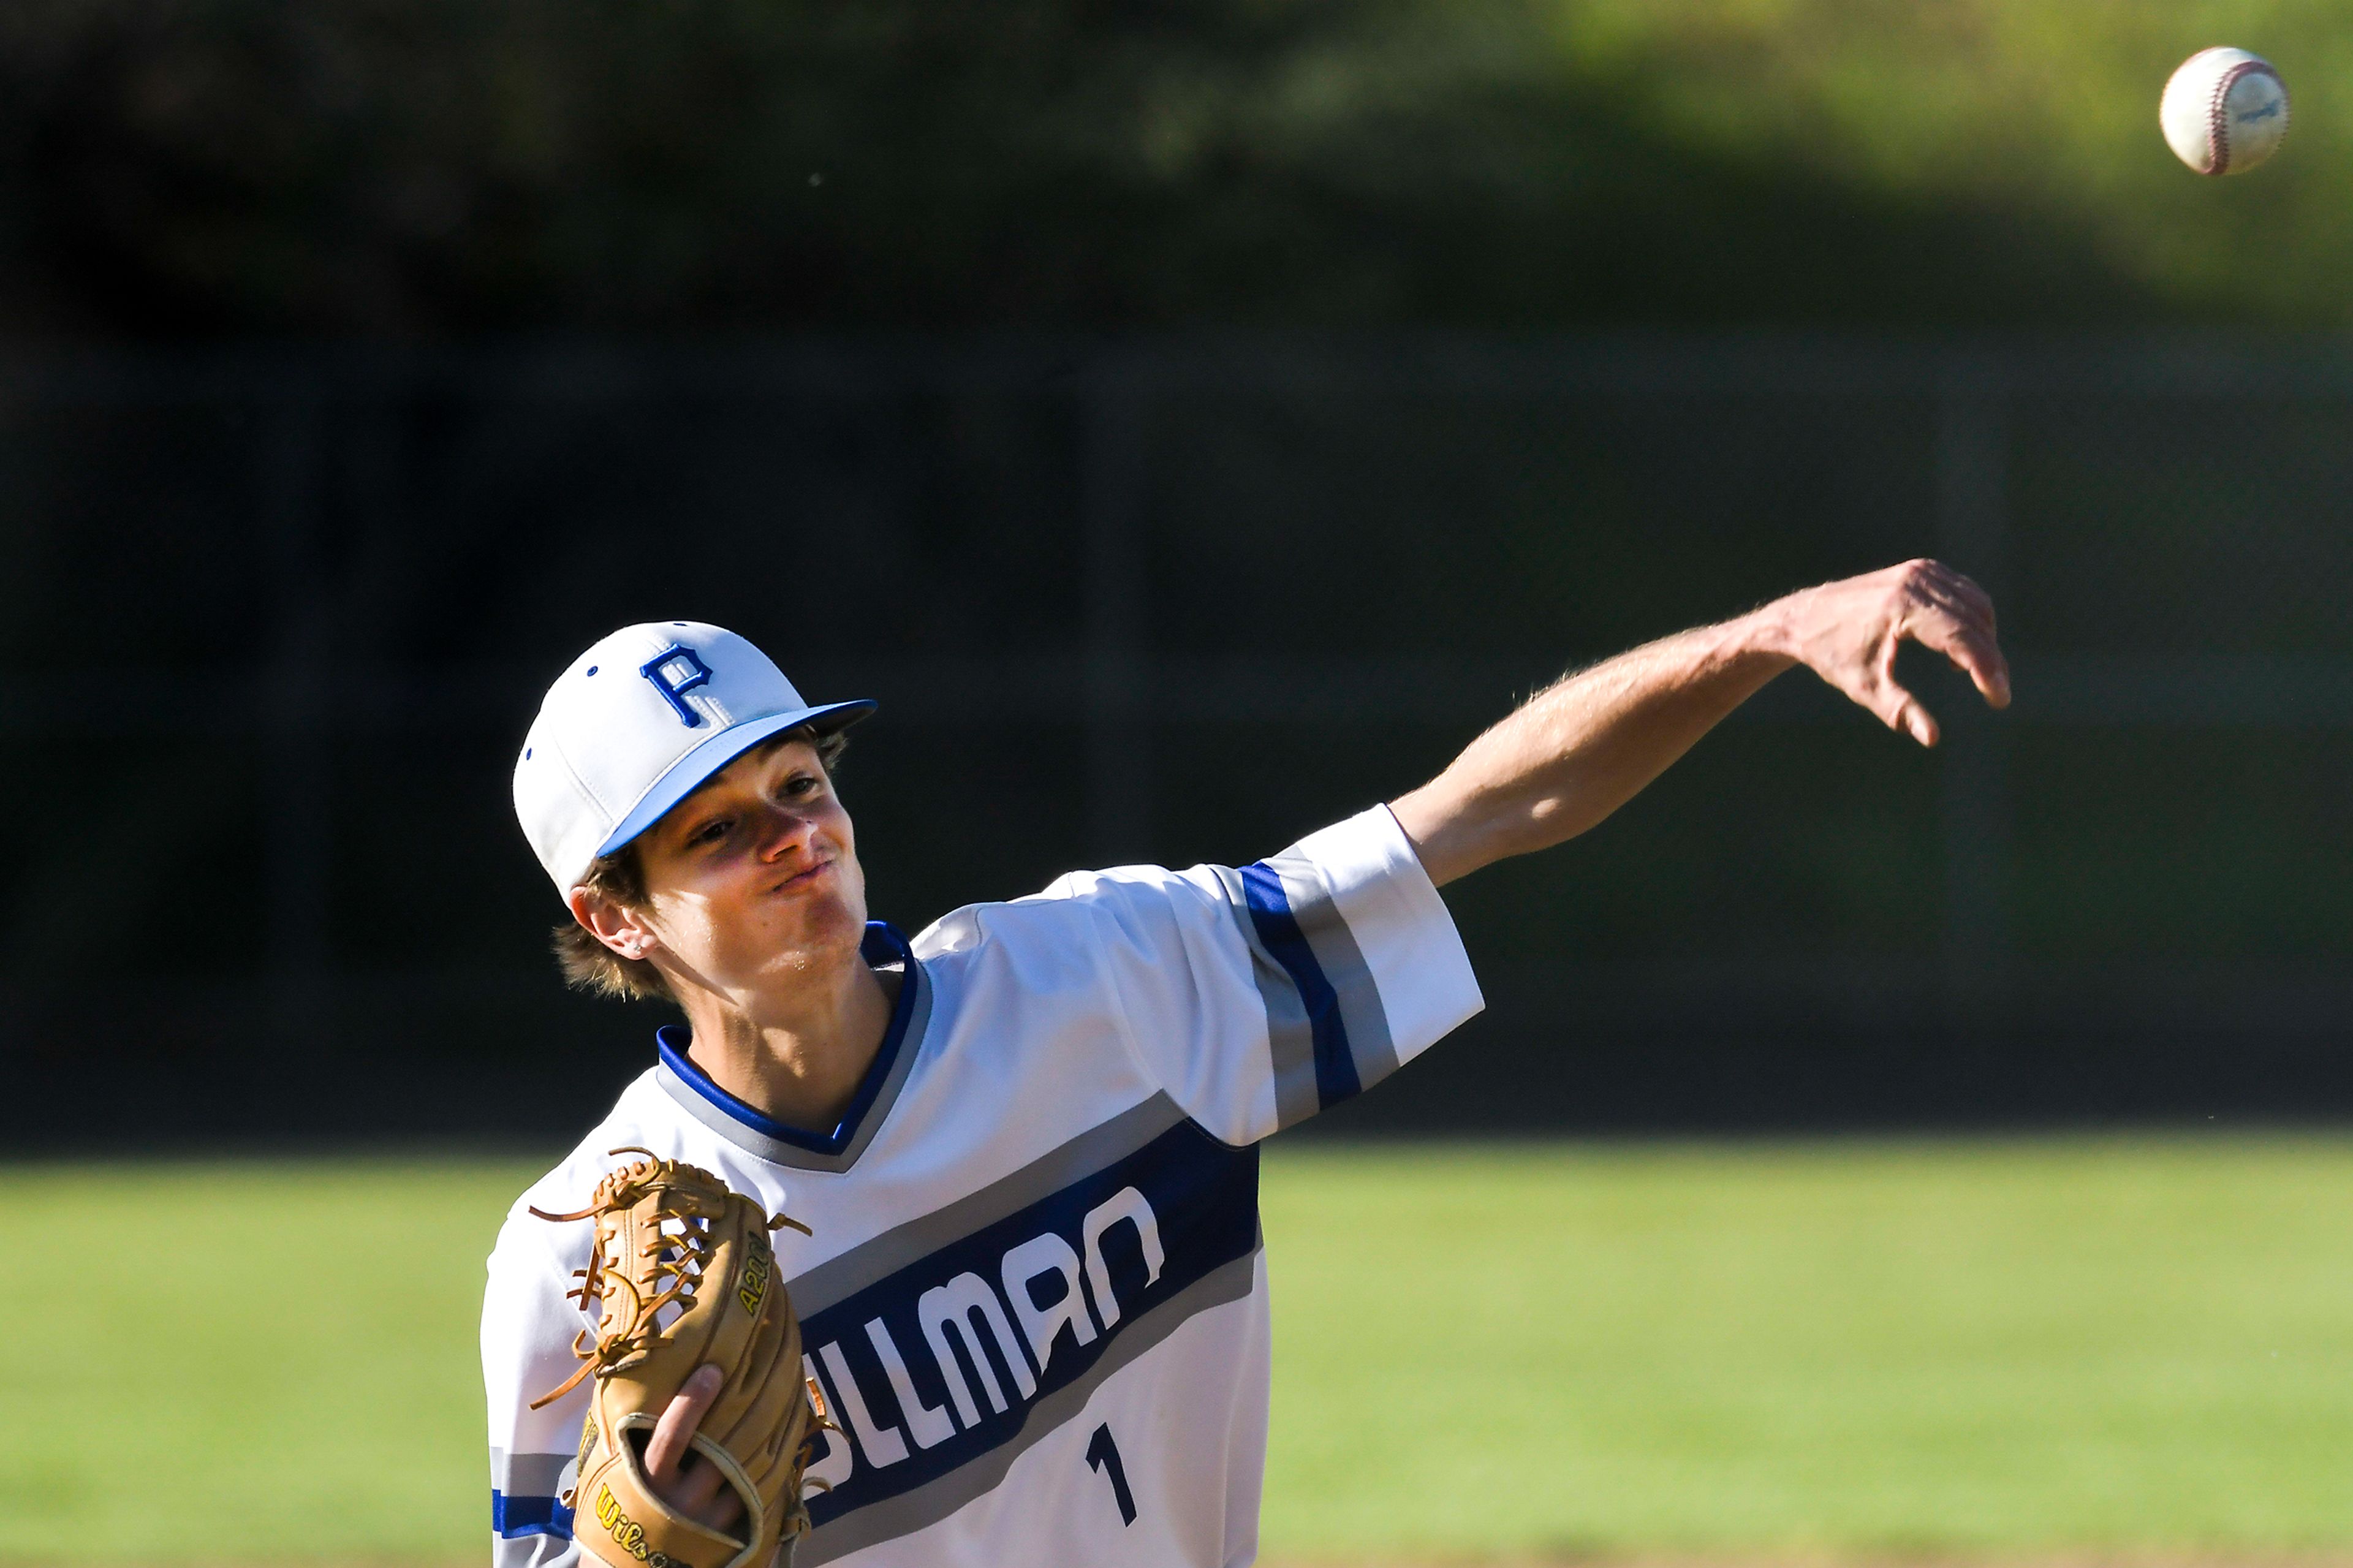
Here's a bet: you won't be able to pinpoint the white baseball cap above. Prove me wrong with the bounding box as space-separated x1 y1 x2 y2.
513 620 875 894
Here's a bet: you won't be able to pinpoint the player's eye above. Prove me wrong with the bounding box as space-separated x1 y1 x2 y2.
781 772 820 798
690 818 730 846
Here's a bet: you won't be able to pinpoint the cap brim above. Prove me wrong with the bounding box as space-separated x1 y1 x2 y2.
592 699 877 865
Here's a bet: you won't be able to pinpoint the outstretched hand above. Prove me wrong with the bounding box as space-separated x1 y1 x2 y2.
642 1363 745 1533
1765 558 2010 745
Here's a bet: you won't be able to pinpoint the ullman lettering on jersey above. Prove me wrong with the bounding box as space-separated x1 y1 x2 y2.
797 1118 1259 1525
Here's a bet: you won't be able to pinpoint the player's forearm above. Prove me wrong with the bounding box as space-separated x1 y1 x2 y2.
1390 559 2012 888
1390 611 1793 886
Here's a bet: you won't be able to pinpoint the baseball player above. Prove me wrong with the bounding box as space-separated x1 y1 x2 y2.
486 560 2009 1567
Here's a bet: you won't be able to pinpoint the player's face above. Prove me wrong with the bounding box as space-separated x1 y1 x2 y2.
632 738 869 998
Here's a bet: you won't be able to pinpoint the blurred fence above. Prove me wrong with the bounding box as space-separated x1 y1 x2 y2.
7 334 2353 1145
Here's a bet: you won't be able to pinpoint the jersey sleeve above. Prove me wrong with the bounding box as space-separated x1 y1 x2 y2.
1058 802 1483 1144
482 1203 594 1568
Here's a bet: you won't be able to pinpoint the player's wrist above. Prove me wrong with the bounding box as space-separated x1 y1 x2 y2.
1716 599 1805 675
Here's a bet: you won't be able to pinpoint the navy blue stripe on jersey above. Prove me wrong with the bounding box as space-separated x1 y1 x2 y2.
1237 860 1362 1110
1262 848 1401 1086
657 921 918 1155
490 1490 572 1539
795 1118 1259 1542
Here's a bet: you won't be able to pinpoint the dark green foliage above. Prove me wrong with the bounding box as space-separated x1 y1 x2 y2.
0 0 2178 336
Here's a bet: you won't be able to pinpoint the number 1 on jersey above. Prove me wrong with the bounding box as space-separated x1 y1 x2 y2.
1085 1422 1137 1526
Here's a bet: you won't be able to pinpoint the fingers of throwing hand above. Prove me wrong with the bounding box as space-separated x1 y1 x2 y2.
1863 666 1936 746
1947 570 1998 635
1890 693 1939 747
1910 602 2012 710
1893 559 1995 638
1803 560 2007 746
1842 637 1934 746
1918 577 1996 642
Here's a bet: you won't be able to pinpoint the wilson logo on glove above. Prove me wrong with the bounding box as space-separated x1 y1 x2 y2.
594 1480 695 1568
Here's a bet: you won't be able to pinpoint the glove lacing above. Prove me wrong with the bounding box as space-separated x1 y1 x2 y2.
526 1146 809 1411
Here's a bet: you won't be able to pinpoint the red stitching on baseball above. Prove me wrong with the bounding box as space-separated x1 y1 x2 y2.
2206 59 2282 176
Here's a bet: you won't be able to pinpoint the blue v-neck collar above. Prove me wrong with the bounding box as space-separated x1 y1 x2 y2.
652 921 927 1173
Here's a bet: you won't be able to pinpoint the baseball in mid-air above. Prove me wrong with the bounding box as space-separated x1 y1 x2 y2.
2161 48 2290 175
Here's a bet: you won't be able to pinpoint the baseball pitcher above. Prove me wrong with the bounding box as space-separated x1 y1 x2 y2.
485 560 2009 1567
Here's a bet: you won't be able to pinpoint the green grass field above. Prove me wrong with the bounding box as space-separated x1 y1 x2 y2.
2 1137 2347 1564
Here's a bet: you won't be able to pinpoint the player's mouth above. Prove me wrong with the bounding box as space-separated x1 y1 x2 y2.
769 857 835 896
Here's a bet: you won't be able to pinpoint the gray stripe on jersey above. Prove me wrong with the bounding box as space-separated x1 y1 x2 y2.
655 961 934 1173
1264 847 1399 1087
798 1246 1260 1564
788 1091 1189 1318
1209 863 1320 1129
490 1447 572 1497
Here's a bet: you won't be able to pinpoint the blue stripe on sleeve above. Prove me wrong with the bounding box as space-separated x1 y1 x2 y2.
492 1490 575 1539
1238 861 1360 1110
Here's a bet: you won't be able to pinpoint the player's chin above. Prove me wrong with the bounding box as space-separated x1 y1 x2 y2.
767 887 867 960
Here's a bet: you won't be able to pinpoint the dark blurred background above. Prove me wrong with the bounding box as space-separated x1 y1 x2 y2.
9 1 2353 1146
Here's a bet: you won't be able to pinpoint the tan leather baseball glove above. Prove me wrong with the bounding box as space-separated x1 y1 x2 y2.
530 1148 829 1568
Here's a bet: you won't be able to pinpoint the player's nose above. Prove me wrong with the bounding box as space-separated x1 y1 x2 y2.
751 800 819 862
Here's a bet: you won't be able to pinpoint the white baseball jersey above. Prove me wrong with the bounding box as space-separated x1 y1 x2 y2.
483 804 1482 1567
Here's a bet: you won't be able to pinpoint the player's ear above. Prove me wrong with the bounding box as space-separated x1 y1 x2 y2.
569 884 661 962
